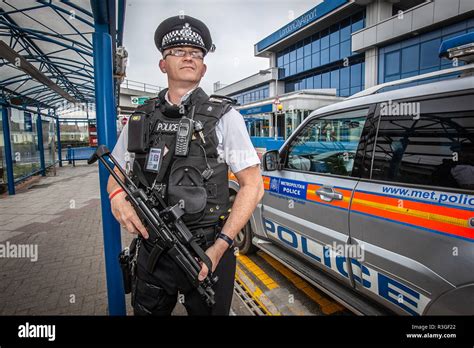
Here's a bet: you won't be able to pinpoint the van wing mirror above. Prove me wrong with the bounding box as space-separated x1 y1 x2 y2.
262 150 280 171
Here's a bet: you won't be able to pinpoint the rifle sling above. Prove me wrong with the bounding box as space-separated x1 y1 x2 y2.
146 242 166 274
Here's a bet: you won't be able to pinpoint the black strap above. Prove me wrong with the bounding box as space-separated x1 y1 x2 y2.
217 233 233 248
146 242 166 273
189 237 214 279
142 237 213 281
142 226 215 275
132 160 151 188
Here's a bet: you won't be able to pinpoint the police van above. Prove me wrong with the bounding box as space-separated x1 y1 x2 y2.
229 33 474 315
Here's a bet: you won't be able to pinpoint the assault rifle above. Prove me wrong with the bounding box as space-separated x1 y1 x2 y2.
88 145 218 306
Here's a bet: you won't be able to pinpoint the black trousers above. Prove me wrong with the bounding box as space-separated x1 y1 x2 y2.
131 233 236 316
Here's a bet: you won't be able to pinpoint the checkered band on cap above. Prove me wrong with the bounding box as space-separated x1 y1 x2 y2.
161 22 205 50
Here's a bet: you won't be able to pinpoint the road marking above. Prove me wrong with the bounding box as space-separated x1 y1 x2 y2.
237 254 279 290
237 255 305 315
258 252 345 315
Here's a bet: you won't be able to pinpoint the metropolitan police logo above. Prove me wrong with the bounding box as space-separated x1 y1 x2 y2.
270 178 279 192
182 23 192 36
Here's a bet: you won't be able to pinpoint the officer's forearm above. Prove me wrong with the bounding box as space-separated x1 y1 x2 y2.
107 167 125 195
221 180 264 242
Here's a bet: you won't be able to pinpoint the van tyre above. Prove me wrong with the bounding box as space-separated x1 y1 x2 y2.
235 220 258 255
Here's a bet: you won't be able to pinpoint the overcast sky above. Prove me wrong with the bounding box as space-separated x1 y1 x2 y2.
123 0 320 94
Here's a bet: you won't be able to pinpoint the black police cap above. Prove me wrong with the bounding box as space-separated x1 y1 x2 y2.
154 15 215 55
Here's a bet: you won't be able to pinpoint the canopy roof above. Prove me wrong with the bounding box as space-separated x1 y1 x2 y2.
0 0 125 111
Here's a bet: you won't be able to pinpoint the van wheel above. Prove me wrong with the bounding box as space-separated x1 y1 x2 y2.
229 194 258 255
235 220 258 255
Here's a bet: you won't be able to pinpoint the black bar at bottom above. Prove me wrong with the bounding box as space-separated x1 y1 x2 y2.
0 316 473 346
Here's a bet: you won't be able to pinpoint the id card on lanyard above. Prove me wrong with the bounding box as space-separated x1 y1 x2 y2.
145 147 163 173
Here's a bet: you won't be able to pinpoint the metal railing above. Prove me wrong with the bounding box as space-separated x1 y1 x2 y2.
120 79 165 94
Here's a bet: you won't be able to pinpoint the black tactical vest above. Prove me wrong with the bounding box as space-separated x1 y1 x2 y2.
127 87 233 229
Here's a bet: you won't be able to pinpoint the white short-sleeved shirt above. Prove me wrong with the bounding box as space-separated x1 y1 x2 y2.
111 91 260 174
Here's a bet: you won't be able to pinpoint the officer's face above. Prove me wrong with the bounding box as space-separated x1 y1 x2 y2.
159 46 207 84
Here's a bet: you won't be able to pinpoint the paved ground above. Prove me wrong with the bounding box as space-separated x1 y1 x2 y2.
0 164 117 315
0 164 249 315
0 162 347 316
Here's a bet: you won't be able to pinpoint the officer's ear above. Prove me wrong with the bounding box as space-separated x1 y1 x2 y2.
201 63 207 78
159 59 167 74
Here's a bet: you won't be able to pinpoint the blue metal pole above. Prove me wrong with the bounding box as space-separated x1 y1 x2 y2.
36 107 46 176
55 109 62 167
92 23 125 315
1 104 15 195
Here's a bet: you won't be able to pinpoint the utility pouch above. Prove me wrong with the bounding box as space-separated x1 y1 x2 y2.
118 238 138 294
167 157 208 224
128 111 153 153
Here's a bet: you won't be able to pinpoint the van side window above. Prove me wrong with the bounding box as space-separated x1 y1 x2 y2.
284 109 367 176
371 97 474 190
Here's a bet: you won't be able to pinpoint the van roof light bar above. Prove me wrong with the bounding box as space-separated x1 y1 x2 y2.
439 32 474 63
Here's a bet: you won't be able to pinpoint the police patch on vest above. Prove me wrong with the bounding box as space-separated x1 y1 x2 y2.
156 121 179 132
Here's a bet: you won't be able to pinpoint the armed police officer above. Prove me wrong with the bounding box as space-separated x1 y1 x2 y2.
107 15 264 315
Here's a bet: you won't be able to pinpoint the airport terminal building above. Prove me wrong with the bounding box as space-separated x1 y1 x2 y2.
215 0 474 140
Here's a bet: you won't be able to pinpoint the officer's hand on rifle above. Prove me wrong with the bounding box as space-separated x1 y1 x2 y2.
110 190 149 239
197 238 228 281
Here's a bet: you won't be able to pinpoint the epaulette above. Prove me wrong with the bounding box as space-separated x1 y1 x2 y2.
208 94 237 105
